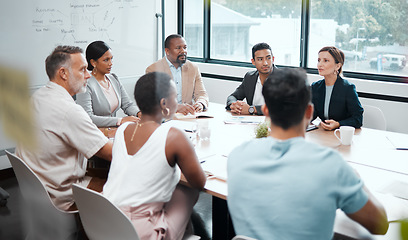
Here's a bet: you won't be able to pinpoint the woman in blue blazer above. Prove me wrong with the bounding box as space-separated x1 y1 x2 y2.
311 46 363 130
76 41 139 129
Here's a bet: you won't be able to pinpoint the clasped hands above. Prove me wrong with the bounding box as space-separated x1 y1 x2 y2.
320 119 340 131
177 102 204 115
230 101 250 115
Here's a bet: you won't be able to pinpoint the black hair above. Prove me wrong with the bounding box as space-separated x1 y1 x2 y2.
319 46 345 75
134 72 172 115
164 34 183 49
85 41 111 71
262 68 311 130
252 42 272 60
45 45 83 80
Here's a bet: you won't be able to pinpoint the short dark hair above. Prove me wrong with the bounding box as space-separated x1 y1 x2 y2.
319 46 345 75
164 34 183 49
45 45 83 80
262 68 311 130
134 72 172 115
85 41 111 71
252 42 272 60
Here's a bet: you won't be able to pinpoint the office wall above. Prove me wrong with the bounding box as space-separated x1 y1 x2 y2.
0 0 162 169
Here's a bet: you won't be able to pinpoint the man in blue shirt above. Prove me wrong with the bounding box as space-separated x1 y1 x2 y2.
227 68 388 239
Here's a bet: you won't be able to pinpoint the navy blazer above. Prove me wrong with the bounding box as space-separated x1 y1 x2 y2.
311 76 363 128
226 67 277 115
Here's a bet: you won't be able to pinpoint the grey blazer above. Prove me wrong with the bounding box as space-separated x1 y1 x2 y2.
76 73 139 127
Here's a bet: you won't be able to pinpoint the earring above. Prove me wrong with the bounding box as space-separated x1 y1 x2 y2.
92 66 97 76
333 69 338 75
161 107 170 117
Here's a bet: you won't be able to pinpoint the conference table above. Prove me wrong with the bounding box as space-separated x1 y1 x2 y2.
175 102 408 240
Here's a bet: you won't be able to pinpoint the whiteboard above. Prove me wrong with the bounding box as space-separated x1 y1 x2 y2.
0 0 160 87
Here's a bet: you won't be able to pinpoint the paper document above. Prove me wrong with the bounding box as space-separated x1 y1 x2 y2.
307 124 318 132
200 154 228 181
224 116 265 124
372 192 408 222
379 180 408 200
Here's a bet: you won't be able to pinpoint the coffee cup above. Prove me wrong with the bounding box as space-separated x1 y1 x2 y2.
334 126 355 145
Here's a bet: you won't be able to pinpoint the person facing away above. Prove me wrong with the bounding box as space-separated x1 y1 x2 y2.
226 42 277 115
103 72 206 240
227 68 388 240
312 46 364 130
146 34 209 115
16 45 113 211
76 40 140 130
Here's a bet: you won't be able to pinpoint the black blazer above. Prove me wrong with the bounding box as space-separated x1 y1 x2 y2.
311 76 363 128
226 67 277 115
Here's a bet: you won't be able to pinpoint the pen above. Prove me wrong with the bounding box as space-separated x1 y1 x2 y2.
200 160 206 164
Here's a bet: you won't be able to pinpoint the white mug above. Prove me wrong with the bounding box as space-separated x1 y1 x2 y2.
334 126 355 145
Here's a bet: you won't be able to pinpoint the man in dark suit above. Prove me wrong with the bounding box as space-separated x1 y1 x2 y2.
226 42 277 115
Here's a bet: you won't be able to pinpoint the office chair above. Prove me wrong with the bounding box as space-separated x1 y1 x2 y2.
5 150 79 240
362 105 387 130
72 183 140 240
72 184 201 240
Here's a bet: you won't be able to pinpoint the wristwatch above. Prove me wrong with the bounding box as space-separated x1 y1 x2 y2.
248 106 255 115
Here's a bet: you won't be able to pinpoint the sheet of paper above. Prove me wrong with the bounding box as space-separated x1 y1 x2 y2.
224 115 265 124
379 180 408 200
200 154 228 181
307 124 318 132
372 192 408 222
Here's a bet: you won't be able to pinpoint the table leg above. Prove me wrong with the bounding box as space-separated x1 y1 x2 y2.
212 196 235 240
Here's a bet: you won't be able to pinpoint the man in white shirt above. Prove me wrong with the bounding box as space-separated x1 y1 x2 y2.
226 42 276 115
16 45 113 211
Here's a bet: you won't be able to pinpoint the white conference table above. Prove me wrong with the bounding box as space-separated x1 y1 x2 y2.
175 102 408 240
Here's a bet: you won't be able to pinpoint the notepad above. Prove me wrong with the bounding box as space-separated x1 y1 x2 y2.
386 135 408 150
174 112 214 120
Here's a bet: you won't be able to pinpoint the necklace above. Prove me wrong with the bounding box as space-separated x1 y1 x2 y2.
98 76 110 90
130 121 158 141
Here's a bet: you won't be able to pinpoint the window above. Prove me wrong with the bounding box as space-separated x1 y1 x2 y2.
309 0 408 78
210 0 302 65
184 0 204 58
182 0 408 81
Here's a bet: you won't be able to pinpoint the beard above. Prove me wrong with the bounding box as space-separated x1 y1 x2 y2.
77 84 87 94
176 54 187 65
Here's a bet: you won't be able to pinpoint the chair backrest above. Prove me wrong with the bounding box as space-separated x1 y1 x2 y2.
5 150 78 240
72 183 140 240
362 105 387 130
232 235 257 240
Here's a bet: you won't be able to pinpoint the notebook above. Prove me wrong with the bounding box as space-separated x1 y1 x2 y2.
386 135 408 150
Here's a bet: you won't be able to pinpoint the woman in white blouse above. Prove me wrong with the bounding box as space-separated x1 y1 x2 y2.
103 72 206 239
76 41 139 131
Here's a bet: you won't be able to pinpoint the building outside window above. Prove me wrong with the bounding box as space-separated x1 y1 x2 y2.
184 0 408 80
